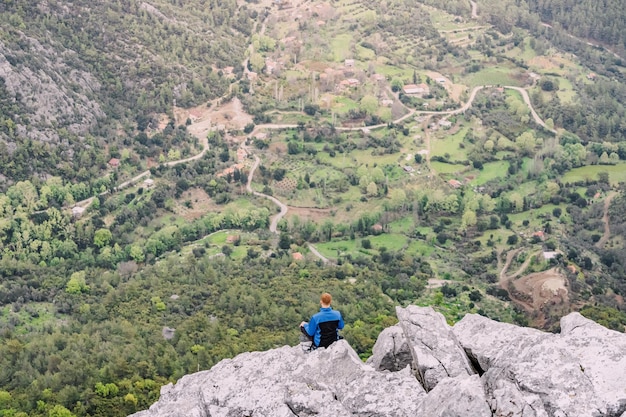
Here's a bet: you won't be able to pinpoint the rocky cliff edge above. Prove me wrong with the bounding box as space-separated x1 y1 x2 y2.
131 307 626 417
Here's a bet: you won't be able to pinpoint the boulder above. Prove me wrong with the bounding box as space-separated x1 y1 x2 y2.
130 340 426 417
453 313 626 417
415 374 491 417
366 324 412 372
396 305 474 391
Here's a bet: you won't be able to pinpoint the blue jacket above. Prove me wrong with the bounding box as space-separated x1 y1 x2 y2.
304 307 344 347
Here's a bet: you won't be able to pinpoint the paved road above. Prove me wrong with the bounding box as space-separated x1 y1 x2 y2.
246 154 288 234
307 243 331 264
505 86 557 134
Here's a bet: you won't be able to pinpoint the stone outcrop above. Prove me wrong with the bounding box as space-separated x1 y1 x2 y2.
454 312 626 417
131 308 626 417
131 340 426 417
394 305 474 391
365 324 411 372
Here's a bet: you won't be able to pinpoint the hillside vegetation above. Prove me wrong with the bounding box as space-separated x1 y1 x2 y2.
0 0 626 416
0 0 248 183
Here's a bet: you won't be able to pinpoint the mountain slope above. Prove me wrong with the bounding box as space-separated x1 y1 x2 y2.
0 0 250 183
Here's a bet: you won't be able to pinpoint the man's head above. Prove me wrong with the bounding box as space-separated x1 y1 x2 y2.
320 292 332 307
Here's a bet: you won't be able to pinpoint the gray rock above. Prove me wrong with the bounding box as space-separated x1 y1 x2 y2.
396 305 474 391
417 374 491 417
453 313 626 417
133 309 626 417
130 340 426 417
366 324 412 372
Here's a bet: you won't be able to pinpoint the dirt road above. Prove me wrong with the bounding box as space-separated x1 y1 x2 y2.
596 191 617 248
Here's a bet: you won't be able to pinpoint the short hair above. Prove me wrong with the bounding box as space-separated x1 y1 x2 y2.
320 293 332 305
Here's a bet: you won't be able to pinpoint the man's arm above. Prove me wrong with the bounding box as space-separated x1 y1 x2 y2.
302 316 318 336
337 312 345 330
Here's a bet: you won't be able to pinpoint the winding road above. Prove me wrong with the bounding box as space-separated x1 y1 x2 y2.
73 0 562 265
246 154 288 234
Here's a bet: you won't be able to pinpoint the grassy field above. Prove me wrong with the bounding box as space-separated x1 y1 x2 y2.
562 163 626 186
369 233 408 251
333 96 360 114
471 161 508 185
331 33 353 62
464 67 522 87
431 127 469 161
556 77 576 103
431 161 468 175
405 239 436 257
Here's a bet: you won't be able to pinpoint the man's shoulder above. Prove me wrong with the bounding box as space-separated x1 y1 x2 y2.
315 308 342 319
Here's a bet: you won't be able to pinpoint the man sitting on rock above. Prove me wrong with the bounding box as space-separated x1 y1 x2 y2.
300 292 344 349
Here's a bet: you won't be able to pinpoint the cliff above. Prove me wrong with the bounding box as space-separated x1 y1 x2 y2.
130 306 626 417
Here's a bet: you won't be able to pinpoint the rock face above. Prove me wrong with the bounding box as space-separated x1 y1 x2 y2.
131 309 626 417
365 324 412 372
0 35 104 143
131 341 426 417
395 305 474 391
454 312 626 417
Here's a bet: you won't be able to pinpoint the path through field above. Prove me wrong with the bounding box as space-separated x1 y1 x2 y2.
596 191 617 248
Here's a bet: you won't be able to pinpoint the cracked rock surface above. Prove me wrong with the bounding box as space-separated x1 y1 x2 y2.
130 309 626 417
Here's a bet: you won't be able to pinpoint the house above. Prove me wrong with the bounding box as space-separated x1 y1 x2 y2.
448 179 462 188
403 83 430 96
188 109 203 122
72 206 85 218
372 73 385 82
435 77 447 84
237 147 248 163
292 252 304 261
403 165 414 173
533 231 544 239
381 99 394 107
402 84 420 95
337 79 350 91
246 71 258 81
344 59 355 68
543 251 558 260
438 119 452 128
587 72 597 80
108 158 120 168
143 178 155 188
265 59 278 74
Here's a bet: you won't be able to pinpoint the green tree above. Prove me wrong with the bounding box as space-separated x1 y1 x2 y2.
366 182 378 197
359 95 378 115
49 404 75 417
129 245 145 262
66 271 89 294
94 229 113 248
